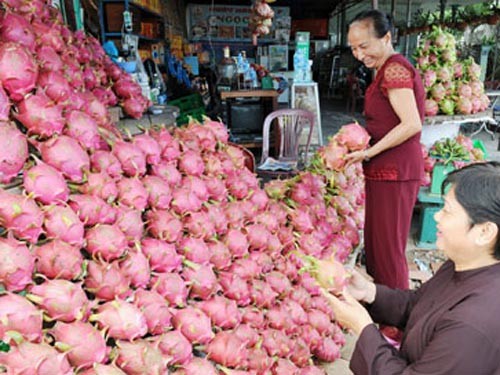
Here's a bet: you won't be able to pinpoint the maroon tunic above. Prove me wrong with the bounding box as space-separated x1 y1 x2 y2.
362 54 425 290
350 261 500 374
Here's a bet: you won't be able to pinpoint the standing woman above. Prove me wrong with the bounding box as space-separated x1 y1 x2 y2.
345 10 425 290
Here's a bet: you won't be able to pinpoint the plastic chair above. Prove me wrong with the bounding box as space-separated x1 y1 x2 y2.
257 108 315 180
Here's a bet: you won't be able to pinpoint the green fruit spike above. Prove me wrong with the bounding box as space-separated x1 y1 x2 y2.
0 340 10 352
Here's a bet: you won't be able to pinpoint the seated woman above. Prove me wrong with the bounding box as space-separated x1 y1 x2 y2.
323 161 500 374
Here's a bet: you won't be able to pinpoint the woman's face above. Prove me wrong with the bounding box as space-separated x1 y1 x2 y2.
347 21 391 69
434 187 478 266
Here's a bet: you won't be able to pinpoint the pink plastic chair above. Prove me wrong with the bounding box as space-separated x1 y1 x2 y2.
257 108 315 179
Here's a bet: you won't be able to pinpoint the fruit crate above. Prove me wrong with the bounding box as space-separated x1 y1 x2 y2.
168 94 205 126
416 204 443 248
430 163 455 195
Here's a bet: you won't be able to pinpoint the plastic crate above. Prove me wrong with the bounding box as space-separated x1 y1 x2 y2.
430 163 455 195
168 94 205 126
472 139 488 159
417 204 442 247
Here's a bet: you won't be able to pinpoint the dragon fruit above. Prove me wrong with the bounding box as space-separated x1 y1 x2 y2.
0 42 38 101
218 272 251 306
0 292 43 342
430 83 446 102
456 82 472 98
141 175 172 209
51 321 108 369
68 194 116 226
0 121 28 184
112 140 147 177
43 204 85 246
456 97 473 115
335 123 370 151
39 135 90 182
470 80 484 97
65 110 102 149
0 12 36 49
119 248 150 289
89 299 147 341
312 336 341 362
439 98 455 115
436 66 452 82
115 205 144 245
85 224 128 262
28 279 90 322
117 177 149 211
183 210 216 239
175 357 218 375
146 209 183 242
182 261 219 300
424 98 439 117
114 340 167 375
33 240 83 280
141 237 182 272
132 132 162 165
132 289 172 335
150 272 189 307
177 236 211 264
79 363 127 375
0 341 72 374
84 260 131 301
206 331 248 368
23 158 69 205
197 295 242 329
0 190 44 243
156 330 193 365
172 306 214 344
178 149 205 176
0 86 10 121
82 171 119 203
90 150 122 178
318 142 347 171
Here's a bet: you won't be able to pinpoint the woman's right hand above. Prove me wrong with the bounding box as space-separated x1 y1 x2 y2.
345 268 376 304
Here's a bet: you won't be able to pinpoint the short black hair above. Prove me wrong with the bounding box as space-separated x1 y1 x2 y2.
349 9 393 39
443 161 500 259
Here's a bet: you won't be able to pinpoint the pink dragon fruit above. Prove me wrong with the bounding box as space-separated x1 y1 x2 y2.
0 190 44 243
15 92 65 138
68 194 116 226
51 321 108 369
470 80 484 97
436 66 452 82
115 205 144 245
89 299 147 341
335 122 370 151
141 175 172 210
37 69 72 103
178 149 205 176
183 210 216 239
177 236 211 264
207 240 232 270
272 358 300 374
43 204 85 246
117 177 149 211
79 363 127 375
33 240 83 280
422 69 437 88
145 209 183 242
85 224 128 262
65 110 102 149
140 237 182 272
197 295 242 329
0 292 43 342
176 357 218 375
0 234 34 292
119 248 150 289
182 261 220 300
112 139 147 177
0 86 10 121
132 289 172 335
218 272 251 306
261 328 293 358
0 12 36 49
0 42 38 101
155 330 193 365
150 272 189 307
0 341 72 374
466 58 481 80
114 340 167 375
150 160 182 187
39 135 90 182
132 132 162 165
312 336 341 362
23 158 69 205
84 260 131 301
90 150 122 178
0 121 28 184
223 228 249 258
456 97 473 115
247 347 274 374
456 82 472 98
28 279 90 322
82 171 118 203
471 96 482 114
318 141 348 171
172 307 214 345
424 99 439 117
36 44 63 71
206 331 248 368
430 83 446 102
452 62 463 79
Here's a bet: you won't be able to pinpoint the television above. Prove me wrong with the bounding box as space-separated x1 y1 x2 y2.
229 99 265 135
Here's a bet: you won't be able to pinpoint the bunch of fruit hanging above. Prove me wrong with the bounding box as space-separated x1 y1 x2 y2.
249 0 275 45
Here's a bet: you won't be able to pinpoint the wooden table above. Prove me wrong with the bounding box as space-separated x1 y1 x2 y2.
220 90 279 149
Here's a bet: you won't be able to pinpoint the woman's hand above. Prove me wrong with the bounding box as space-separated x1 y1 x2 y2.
322 289 374 336
344 149 370 167
345 268 376 304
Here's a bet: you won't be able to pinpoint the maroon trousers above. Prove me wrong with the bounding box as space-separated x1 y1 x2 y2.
364 179 420 290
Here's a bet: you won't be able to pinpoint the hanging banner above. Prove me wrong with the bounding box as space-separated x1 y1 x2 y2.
187 4 290 42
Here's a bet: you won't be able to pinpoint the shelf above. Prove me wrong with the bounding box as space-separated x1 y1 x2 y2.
104 32 161 43
102 0 162 17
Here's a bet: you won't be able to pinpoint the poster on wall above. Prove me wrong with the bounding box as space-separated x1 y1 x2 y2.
187 4 290 42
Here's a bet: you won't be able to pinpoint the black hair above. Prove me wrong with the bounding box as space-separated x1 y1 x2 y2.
349 9 393 39
443 161 500 259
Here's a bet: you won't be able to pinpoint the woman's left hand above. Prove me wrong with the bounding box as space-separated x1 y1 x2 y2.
344 150 369 167
321 289 374 336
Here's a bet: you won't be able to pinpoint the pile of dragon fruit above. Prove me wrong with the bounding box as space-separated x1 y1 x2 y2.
414 26 490 116
0 0 150 122
0 112 369 374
